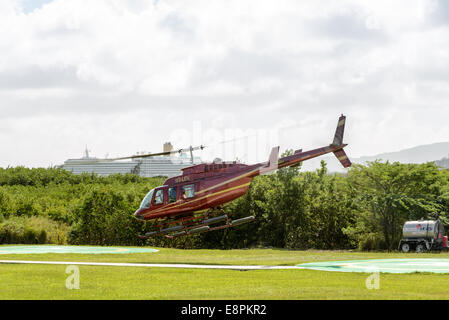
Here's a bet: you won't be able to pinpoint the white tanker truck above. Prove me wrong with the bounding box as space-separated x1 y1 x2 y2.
398 219 448 253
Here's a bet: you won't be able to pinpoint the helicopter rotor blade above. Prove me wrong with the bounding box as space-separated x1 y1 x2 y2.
67 145 206 165
116 145 207 160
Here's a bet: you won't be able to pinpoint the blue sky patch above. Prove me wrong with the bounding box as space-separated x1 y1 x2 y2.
21 0 54 14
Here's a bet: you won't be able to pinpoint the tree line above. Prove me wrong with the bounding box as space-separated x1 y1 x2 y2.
0 159 448 251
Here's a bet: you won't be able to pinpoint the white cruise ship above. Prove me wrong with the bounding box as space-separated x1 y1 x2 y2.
60 143 202 178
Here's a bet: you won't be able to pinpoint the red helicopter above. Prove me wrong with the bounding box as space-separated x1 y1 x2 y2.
127 114 352 239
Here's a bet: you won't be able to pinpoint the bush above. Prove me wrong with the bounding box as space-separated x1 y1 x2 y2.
67 187 145 246
0 216 67 244
0 188 13 218
358 233 386 251
13 197 38 217
0 221 42 244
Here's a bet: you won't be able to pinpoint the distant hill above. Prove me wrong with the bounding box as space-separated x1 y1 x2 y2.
300 142 449 172
435 156 449 169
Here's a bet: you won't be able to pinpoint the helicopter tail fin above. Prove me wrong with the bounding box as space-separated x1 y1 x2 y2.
331 114 346 146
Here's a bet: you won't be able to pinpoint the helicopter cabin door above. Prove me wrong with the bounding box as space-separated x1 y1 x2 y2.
151 187 167 208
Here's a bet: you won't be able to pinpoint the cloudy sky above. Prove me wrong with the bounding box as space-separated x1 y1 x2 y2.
1 0 449 168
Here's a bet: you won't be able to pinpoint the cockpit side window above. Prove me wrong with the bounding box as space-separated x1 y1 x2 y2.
182 184 195 199
153 189 164 205
140 189 154 209
168 187 177 203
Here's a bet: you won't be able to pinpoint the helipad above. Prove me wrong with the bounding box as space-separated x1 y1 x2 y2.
0 245 158 255
297 259 449 274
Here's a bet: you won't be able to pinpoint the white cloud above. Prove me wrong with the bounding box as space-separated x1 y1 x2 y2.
1 0 449 167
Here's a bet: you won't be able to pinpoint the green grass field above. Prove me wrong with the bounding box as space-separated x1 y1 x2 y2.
1 246 449 299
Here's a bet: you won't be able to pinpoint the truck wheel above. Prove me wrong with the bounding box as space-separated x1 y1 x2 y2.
401 243 410 253
416 243 425 253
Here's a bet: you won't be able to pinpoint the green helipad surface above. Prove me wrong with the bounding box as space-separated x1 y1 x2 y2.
297 259 449 274
0 245 158 255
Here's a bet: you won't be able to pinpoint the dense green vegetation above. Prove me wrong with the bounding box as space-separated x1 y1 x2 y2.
0 168 164 246
0 159 448 250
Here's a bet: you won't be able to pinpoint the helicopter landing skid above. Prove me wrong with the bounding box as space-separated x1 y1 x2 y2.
165 215 255 238
138 210 255 239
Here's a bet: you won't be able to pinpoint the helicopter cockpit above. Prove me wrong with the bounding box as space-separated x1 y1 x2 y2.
139 189 155 209
139 183 196 210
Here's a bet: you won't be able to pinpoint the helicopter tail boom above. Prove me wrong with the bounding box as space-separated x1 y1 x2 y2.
272 114 351 171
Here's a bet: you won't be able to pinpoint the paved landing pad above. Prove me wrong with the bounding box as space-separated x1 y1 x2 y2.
297 259 449 274
0 245 158 255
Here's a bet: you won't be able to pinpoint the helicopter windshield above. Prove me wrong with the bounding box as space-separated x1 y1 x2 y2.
140 189 155 209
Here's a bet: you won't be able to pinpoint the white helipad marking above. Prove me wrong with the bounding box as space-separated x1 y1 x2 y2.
297 259 449 273
0 260 299 270
343 263 449 272
406 262 449 267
